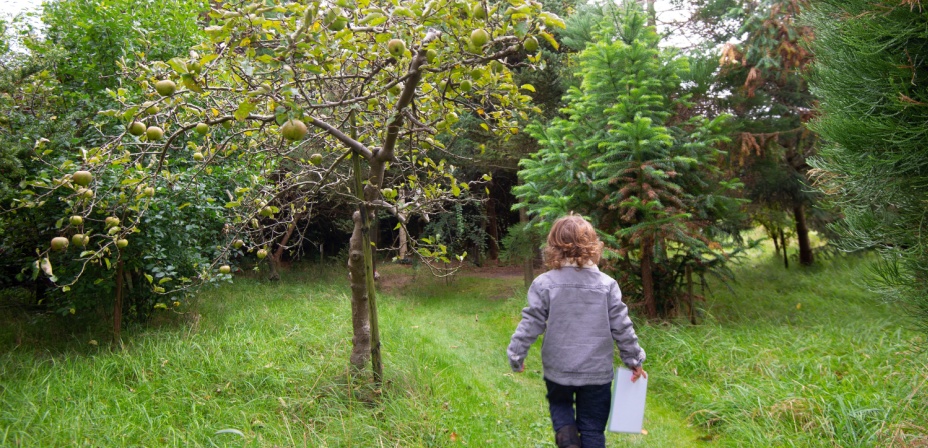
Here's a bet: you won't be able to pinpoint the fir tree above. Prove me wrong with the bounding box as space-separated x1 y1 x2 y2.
806 0 928 333
516 2 743 318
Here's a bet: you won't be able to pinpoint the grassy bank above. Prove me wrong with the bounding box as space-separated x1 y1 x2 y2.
0 254 925 446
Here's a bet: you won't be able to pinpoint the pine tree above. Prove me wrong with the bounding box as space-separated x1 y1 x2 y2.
806 0 928 333
516 2 742 318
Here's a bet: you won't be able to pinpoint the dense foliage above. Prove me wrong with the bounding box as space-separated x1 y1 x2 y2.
515 2 744 318
0 0 218 323
806 0 928 333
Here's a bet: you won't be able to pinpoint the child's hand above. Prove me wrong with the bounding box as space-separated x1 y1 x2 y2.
630 366 647 382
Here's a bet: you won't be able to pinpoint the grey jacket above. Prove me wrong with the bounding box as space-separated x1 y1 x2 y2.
507 265 645 386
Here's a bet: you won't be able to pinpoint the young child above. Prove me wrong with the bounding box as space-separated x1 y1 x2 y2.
507 215 646 448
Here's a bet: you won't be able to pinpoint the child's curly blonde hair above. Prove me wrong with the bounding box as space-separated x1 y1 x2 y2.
543 215 604 270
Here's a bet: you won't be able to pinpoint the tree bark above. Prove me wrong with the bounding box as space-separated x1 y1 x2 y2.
519 207 533 288
686 264 695 325
780 227 789 269
486 189 499 262
641 235 657 318
114 259 124 342
642 0 657 27
347 211 372 368
398 191 408 260
771 226 780 254
794 204 814 266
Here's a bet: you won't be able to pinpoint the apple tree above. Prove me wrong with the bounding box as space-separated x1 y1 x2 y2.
20 0 562 380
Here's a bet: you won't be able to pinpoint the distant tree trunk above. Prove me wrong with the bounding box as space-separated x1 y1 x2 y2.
486 192 500 262
398 221 408 260
520 207 533 288
793 204 813 266
771 226 780 254
113 259 124 342
641 0 656 26
641 235 657 318
398 191 408 260
779 227 789 269
686 265 695 325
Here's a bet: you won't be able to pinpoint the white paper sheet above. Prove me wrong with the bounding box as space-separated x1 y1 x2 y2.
607 367 648 434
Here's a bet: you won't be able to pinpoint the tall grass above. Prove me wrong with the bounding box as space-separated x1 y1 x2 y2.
0 255 925 446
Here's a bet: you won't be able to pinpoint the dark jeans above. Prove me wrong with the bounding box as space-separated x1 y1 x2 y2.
545 378 612 448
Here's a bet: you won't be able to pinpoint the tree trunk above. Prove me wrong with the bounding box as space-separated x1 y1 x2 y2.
347 211 372 369
794 204 814 266
486 186 499 262
780 227 789 269
113 259 124 342
641 235 657 318
644 0 656 27
771 226 780 254
343 32 438 382
398 191 408 260
686 264 696 325
519 207 533 288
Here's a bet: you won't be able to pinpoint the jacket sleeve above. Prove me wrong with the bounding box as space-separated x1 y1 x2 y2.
507 278 549 371
608 281 646 368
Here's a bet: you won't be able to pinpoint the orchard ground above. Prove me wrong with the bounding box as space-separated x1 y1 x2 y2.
0 245 925 447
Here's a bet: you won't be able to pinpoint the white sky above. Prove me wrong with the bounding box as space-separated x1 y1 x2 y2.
1 0 42 17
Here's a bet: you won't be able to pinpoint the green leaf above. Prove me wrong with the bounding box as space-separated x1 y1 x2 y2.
234 100 255 121
520 84 536 92
167 57 189 74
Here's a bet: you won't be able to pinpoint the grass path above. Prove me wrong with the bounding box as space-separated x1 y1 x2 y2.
1 254 925 446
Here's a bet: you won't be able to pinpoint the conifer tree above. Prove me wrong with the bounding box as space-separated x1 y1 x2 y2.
516 1 742 318
806 0 928 333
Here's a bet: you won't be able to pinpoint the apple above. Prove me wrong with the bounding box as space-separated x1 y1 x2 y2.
257 249 268 259
280 119 308 141
142 101 160 115
71 234 89 247
459 79 473 91
310 153 323 166
193 152 205 161
196 122 210 135
387 39 406 58
116 238 129 249
471 29 490 48
51 237 69 251
78 188 94 199
523 36 539 52
232 239 244 249
128 121 147 136
426 49 438 63
72 170 93 186
473 3 487 19
155 80 176 96
146 126 164 141
219 265 231 274
259 206 274 217
70 215 84 226
105 216 120 228
143 187 155 197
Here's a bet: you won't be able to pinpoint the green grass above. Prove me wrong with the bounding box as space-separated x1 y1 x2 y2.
0 254 925 447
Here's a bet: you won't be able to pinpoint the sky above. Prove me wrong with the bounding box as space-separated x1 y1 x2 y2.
2 0 42 17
